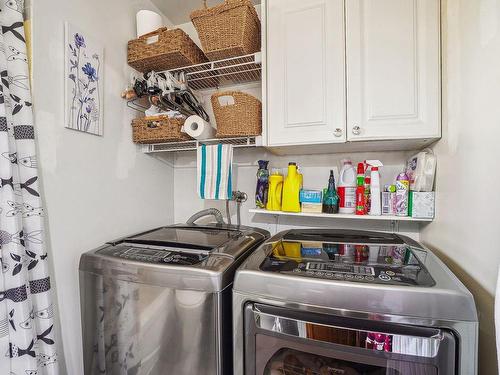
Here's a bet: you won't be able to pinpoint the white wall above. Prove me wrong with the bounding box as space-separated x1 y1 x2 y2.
420 1 500 374
32 1 175 373
173 148 422 238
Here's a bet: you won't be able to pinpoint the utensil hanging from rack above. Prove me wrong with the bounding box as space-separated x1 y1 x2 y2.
128 70 209 121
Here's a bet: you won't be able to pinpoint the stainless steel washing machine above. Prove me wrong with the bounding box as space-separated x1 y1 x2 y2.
79 222 269 375
233 229 478 375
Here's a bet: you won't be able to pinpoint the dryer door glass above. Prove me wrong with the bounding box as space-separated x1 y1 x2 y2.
245 304 456 375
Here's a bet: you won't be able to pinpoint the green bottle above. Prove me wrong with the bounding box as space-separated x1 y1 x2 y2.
322 170 339 214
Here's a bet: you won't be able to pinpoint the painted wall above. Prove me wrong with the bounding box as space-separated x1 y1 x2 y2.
420 0 500 373
32 1 175 373
173 148 422 238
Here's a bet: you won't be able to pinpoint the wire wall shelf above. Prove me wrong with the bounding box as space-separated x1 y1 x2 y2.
165 52 262 91
140 136 262 153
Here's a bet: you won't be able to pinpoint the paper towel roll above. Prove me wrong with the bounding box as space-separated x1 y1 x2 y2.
136 10 163 38
184 115 215 140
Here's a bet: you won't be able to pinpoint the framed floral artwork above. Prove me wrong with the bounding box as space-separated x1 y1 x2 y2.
64 22 104 136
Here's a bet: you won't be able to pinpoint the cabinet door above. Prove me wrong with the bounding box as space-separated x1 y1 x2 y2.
346 0 441 141
266 0 346 146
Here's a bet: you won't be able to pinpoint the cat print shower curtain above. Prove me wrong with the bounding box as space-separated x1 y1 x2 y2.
0 2 59 375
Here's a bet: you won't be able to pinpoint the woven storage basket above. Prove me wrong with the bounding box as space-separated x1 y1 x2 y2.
132 115 190 144
211 91 262 137
190 0 261 61
128 27 208 73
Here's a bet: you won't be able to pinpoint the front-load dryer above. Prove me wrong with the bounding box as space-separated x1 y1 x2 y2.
233 229 478 375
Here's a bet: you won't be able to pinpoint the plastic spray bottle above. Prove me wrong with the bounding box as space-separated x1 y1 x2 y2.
364 165 372 215
365 160 383 216
355 163 365 215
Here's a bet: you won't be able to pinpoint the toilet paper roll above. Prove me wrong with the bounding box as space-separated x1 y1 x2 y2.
183 115 215 140
136 10 163 38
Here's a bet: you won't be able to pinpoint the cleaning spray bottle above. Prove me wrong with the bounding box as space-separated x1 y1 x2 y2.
364 164 372 214
355 163 365 215
365 160 383 216
282 162 302 212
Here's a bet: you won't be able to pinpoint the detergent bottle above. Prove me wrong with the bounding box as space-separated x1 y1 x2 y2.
338 159 356 214
266 169 284 211
255 160 269 208
282 162 302 212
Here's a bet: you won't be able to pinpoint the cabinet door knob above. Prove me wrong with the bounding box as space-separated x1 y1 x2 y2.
352 126 361 135
333 128 343 137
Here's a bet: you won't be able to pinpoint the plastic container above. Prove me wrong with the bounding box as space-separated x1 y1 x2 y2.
338 160 356 214
364 168 371 215
355 163 365 215
322 170 339 214
405 150 437 192
366 160 383 216
282 163 302 213
395 172 410 216
255 160 269 208
301 202 323 213
266 169 283 211
300 190 322 204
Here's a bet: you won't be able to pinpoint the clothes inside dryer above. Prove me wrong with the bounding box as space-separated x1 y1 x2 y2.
264 348 391 374
263 347 438 375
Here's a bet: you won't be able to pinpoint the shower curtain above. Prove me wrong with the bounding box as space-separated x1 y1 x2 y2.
0 2 59 375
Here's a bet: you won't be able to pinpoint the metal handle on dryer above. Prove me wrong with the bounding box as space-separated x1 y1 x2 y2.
252 307 444 359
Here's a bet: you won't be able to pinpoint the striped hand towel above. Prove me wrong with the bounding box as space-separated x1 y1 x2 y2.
197 144 233 200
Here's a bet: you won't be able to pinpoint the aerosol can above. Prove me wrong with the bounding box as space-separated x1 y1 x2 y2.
395 172 410 216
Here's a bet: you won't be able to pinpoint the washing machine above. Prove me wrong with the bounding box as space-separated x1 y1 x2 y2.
233 229 478 375
79 221 269 375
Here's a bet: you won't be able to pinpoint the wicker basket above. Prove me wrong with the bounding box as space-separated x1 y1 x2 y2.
132 115 190 143
128 27 208 73
211 91 262 137
190 0 261 61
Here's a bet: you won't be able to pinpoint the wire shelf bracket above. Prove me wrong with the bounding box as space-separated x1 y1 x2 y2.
140 136 263 154
164 52 262 91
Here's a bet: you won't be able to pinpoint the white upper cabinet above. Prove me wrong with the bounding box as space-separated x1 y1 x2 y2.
346 0 441 141
266 0 346 146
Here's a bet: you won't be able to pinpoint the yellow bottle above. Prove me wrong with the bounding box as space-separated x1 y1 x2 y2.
267 170 284 211
282 162 302 212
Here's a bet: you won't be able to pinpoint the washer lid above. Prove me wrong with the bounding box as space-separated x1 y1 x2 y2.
80 224 270 292
120 226 242 251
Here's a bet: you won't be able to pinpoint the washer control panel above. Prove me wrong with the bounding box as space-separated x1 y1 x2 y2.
260 258 429 286
97 246 208 265
306 262 375 276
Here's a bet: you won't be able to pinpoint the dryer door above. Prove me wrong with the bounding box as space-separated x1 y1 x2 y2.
244 303 457 375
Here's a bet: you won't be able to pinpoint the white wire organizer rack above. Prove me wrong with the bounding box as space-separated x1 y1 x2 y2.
140 135 262 153
165 52 262 91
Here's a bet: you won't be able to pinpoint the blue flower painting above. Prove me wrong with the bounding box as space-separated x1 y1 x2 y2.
65 23 104 135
